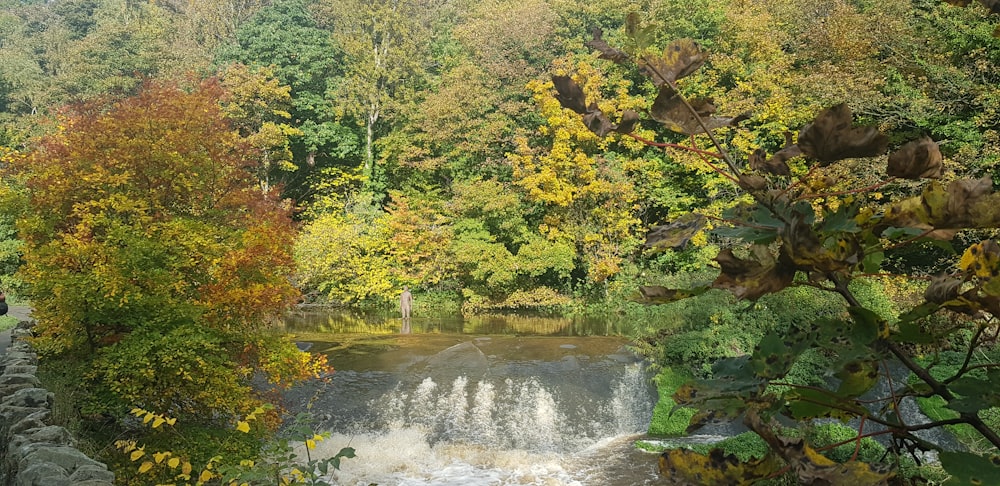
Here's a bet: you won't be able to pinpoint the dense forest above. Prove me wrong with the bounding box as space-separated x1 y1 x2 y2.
1 0 996 313
3 0 1000 483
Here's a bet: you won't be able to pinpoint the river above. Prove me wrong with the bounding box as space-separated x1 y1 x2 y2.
281 311 665 485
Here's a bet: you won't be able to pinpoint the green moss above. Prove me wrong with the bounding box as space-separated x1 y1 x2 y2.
647 366 697 436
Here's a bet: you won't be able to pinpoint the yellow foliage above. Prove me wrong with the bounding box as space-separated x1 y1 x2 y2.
198 469 214 482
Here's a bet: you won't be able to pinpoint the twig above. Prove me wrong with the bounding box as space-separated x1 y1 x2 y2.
792 178 898 202
625 132 723 158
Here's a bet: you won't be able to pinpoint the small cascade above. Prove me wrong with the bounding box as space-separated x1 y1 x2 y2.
312 363 658 485
368 364 653 453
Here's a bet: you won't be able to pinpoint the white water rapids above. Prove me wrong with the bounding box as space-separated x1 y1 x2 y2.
307 364 661 485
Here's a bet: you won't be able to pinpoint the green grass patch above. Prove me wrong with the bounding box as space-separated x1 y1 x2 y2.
0 315 17 332
647 366 697 436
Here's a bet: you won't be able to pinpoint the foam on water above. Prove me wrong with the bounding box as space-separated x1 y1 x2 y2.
311 364 657 485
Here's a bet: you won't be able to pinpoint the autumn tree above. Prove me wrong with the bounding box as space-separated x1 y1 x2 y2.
5 79 322 420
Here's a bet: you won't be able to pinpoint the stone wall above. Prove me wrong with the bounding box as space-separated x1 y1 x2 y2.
0 320 115 486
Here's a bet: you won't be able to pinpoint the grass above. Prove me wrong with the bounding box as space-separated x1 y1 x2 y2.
0 314 17 332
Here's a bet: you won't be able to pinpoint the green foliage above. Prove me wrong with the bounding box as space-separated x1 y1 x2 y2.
648 366 697 437
0 315 16 332
87 325 254 418
806 423 886 464
217 0 360 202
294 208 395 306
557 6 1000 483
115 407 354 485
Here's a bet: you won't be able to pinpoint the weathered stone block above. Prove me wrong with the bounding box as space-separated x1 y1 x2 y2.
18 445 106 475
9 416 47 435
68 464 114 483
10 426 73 451
0 406 48 435
2 388 52 409
14 461 70 486
0 373 41 389
1 365 37 375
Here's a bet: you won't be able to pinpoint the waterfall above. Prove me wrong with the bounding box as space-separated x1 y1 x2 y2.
369 364 652 453
311 363 658 485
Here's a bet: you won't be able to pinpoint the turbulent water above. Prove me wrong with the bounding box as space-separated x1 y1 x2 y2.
309 367 658 485
284 332 662 485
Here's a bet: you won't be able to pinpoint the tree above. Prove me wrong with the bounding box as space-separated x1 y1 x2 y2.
218 0 359 203
552 9 1000 483
219 63 303 193
5 79 320 419
315 0 434 195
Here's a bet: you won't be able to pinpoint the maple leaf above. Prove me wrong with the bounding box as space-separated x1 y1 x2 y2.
551 76 640 137
712 246 795 300
638 38 706 87
658 448 782 485
749 147 794 176
643 213 706 251
649 85 747 135
796 103 888 164
887 136 943 180
551 75 588 114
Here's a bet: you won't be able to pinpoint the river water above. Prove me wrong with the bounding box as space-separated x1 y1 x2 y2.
281 311 665 485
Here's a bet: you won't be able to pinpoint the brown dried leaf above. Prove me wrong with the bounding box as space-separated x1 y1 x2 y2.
551 76 588 114
925 275 962 304
658 448 782 485
581 106 640 138
738 173 768 192
615 110 640 134
644 214 707 250
947 177 993 226
585 27 629 63
649 86 744 135
712 247 795 300
638 39 706 87
887 136 943 180
582 105 616 137
797 103 888 164
749 147 794 176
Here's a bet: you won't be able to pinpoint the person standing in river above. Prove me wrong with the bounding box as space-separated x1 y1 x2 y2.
400 286 413 319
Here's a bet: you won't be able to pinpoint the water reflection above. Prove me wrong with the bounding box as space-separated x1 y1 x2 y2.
283 309 635 337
